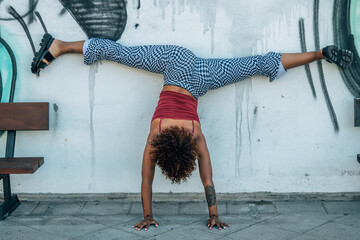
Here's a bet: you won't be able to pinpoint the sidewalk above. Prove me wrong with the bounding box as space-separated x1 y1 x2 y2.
1 200 360 239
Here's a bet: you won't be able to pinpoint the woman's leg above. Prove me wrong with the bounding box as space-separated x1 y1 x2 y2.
43 38 196 78
280 50 324 70
42 39 85 65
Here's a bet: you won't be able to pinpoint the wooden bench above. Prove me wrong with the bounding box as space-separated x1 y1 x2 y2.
0 102 49 220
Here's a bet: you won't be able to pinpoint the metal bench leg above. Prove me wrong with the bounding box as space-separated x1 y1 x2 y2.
1 131 20 220
1 175 20 220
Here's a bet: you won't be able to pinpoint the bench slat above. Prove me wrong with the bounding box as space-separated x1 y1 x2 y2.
0 157 44 174
0 103 49 130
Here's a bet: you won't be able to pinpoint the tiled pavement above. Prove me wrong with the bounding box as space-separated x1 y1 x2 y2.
1 200 360 239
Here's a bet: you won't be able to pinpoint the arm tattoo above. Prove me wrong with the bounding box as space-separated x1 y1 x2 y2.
205 185 216 207
67 48 75 53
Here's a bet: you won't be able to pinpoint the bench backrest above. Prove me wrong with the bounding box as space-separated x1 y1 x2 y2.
0 102 49 131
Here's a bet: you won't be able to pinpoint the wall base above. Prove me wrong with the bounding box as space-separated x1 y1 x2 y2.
2 192 359 202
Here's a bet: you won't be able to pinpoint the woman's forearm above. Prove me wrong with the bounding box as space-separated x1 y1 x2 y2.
205 184 218 217
141 180 153 218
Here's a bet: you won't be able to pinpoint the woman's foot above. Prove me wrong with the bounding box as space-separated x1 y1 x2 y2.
31 33 56 74
41 39 62 65
322 45 353 68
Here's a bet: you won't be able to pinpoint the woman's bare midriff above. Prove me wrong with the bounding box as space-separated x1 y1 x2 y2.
162 85 196 100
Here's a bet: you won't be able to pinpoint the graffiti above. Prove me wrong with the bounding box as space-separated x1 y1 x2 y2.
0 0 39 23
0 36 17 137
313 0 339 132
58 0 127 41
333 0 360 97
0 37 17 103
298 18 316 99
7 6 36 55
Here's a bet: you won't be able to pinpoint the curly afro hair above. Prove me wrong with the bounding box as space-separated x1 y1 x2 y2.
150 126 199 184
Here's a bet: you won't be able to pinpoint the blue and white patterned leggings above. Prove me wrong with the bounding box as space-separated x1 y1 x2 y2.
83 38 286 99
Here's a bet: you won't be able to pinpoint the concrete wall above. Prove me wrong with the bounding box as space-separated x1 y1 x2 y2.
1 0 360 194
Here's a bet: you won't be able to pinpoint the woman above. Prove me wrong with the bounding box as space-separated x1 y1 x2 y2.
32 33 353 231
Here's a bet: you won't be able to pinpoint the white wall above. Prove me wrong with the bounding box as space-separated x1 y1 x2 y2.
1 0 360 194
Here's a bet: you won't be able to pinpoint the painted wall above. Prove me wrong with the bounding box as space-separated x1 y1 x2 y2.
1 0 360 194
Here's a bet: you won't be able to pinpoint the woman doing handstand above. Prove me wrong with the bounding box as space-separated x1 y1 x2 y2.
32 33 353 231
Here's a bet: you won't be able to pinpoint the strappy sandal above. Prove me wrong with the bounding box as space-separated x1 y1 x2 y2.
30 11 56 75
31 33 55 74
322 45 353 69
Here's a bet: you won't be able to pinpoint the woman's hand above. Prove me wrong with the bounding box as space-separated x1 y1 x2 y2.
132 216 159 231
207 215 229 230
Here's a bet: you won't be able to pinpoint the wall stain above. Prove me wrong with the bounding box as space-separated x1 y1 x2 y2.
235 81 253 178
89 63 98 191
53 103 59 112
153 0 218 53
341 170 360 176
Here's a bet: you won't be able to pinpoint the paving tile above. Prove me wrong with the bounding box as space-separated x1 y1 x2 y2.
0 219 34 238
10 201 39 216
186 215 256 237
334 214 360 228
179 201 226 215
256 202 278 214
73 227 144 240
227 202 251 215
9 216 107 239
129 201 179 215
31 201 85 216
81 215 139 227
306 222 360 240
155 215 200 226
81 201 131 215
259 214 328 233
236 214 276 222
226 224 298 240
291 233 330 240
150 225 221 240
113 217 184 238
275 201 326 215
1 228 67 240
323 201 360 214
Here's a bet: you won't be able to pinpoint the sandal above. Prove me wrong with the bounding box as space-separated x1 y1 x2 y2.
322 45 353 69
31 33 55 74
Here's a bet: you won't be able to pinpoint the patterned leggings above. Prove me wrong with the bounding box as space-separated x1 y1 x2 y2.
83 38 284 99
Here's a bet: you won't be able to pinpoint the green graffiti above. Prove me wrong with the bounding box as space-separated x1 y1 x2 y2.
351 0 360 53
0 27 20 103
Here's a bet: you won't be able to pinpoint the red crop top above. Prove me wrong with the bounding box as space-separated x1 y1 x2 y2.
151 91 200 123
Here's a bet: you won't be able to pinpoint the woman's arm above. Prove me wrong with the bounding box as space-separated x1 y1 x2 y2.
133 134 159 231
197 133 229 230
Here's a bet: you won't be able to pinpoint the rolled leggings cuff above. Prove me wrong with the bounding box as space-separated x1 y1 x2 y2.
83 39 91 55
274 61 287 80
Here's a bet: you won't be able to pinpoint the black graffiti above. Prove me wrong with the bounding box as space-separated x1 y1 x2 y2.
333 0 360 97
0 37 17 103
58 0 127 41
0 0 39 22
298 18 316 99
313 0 339 132
7 6 36 55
